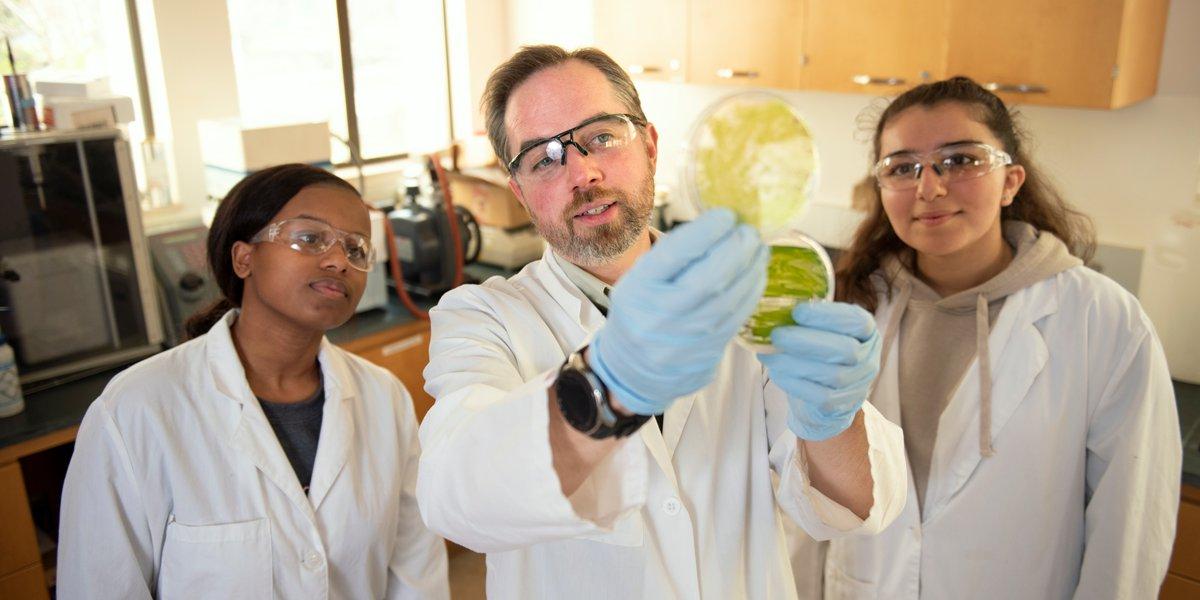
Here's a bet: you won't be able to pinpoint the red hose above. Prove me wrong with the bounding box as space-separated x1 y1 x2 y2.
381 210 429 321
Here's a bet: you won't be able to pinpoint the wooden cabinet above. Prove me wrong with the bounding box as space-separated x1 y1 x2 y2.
1162 485 1200 598
688 0 802 88
798 0 944 94
593 0 801 89
593 0 687 82
588 0 1168 109
0 563 49 600
0 461 49 600
794 0 1168 108
944 0 1168 108
1162 573 1200 600
339 320 437 422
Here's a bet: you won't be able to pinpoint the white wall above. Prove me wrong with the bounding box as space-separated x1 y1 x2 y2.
137 0 240 208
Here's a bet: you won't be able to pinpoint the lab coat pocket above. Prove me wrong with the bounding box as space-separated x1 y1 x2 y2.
823 564 878 599
577 510 644 547
159 516 272 600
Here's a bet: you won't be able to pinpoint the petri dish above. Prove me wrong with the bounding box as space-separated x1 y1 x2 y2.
684 90 819 238
741 230 835 353
682 91 834 351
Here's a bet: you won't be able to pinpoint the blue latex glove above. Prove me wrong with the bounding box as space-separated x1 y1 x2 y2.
590 208 768 416
757 302 882 441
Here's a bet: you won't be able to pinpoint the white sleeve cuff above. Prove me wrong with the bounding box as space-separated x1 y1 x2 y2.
774 402 908 539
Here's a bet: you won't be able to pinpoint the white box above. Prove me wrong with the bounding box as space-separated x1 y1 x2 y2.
33 75 111 98
197 119 331 172
42 95 136 129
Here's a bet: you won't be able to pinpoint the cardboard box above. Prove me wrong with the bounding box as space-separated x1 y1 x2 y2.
197 119 331 172
446 171 529 229
478 224 544 270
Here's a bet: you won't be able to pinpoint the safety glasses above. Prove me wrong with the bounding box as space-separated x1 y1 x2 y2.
507 113 646 183
873 142 1013 191
249 217 375 272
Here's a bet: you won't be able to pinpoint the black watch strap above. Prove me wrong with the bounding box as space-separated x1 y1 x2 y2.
555 349 650 439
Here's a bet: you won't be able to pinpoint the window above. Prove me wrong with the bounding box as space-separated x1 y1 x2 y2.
2 0 150 196
226 0 453 164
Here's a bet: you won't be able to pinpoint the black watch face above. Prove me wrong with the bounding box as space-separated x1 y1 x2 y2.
556 371 598 433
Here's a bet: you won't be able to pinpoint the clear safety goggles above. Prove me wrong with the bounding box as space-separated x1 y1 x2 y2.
873 142 1013 191
507 113 646 183
250 217 376 272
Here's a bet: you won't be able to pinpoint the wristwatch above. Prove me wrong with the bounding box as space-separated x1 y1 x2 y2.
554 348 650 439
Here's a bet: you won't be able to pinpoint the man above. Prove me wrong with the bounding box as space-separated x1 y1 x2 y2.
416 45 906 599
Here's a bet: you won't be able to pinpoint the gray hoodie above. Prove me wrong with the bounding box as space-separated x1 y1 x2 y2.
877 221 1082 510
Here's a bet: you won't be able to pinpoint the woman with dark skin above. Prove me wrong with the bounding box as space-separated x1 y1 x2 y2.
59 164 448 599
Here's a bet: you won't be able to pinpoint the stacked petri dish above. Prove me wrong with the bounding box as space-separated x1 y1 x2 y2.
684 91 835 352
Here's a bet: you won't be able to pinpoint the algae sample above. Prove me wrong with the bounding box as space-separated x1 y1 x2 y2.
691 95 816 236
741 242 834 348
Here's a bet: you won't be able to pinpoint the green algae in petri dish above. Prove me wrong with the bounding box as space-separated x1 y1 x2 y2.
690 94 817 236
740 239 835 351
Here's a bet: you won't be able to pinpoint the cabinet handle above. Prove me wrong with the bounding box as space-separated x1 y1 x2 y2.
626 65 664 75
716 69 759 79
983 82 1047 94
852 74 906 86
382 335 424 357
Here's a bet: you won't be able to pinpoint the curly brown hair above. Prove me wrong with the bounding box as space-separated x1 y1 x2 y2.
835 76 1096 312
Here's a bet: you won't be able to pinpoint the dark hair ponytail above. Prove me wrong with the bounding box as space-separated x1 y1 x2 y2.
184 163 360 339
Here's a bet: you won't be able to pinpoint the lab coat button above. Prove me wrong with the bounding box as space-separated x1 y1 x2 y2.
302 551 323 570
662 497 682 516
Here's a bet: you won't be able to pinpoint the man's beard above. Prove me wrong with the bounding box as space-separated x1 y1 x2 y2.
531 171 655 269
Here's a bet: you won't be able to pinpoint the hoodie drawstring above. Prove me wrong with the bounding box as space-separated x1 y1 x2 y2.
976 294 995 457
879 279 995 459
875 279 912 402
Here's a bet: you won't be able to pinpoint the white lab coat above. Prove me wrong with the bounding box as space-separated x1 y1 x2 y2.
417 249 908 599
58 311 449 600
824 267 1181 599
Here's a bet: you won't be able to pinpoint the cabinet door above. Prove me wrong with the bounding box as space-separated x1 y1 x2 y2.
594 0 687 82
1168 496 1200 581
1161 573 1200 600
798 0 946 94
341 322 437 422
944 0 1124 108
688 0 802 89
0 563 49 600
0 461 41 578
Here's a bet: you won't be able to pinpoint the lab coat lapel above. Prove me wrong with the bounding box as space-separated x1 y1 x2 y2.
640 419 681 489
923 280 1056 522
536 251 590 331
307 341 356 513
208 313 316 521
868 300 903 426
662 393 695 455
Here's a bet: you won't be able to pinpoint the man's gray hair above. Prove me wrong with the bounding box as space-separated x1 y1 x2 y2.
481 45 647 173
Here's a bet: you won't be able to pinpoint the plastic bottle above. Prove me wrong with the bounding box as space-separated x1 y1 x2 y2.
0 333 25 418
